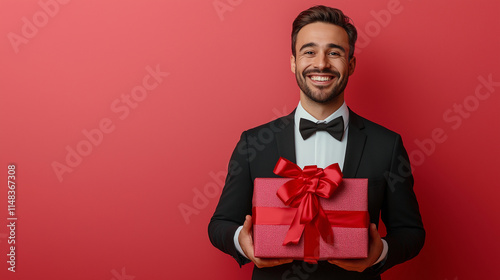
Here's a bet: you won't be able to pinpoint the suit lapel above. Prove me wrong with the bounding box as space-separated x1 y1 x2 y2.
275 110 296 163
343 109 367 178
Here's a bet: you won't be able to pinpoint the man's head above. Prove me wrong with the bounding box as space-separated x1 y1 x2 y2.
291 6 357 60
291 6 357 107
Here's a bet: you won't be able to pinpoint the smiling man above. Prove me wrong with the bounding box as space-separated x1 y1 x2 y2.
209 5 425 280
292 21 355 120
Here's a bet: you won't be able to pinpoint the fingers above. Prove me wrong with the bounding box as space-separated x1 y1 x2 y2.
368 223 383 260
242 215 252 232
369 223 380 240
238 215 254 261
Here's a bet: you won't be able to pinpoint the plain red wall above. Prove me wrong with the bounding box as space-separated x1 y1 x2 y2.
1 0 499 279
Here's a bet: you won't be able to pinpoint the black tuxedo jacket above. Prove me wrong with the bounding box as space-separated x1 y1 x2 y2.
208 109 425 280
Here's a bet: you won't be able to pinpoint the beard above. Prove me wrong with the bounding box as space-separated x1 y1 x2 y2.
295 68 348 104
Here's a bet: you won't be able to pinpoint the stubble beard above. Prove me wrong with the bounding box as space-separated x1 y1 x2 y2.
295 68 348 104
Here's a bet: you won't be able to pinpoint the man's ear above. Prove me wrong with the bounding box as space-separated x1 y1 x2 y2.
348 56 356 76
290 55 296 74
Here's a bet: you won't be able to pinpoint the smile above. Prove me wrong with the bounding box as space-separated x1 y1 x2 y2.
309 75 333 81
306 74 336 85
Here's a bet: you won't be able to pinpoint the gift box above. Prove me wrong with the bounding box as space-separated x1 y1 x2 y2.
252 158 369 263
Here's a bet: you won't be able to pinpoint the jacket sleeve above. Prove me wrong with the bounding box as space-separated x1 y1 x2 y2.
376 134 425 274
208 131 253 266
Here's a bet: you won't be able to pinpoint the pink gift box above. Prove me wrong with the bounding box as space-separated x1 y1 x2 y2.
252 177 369 261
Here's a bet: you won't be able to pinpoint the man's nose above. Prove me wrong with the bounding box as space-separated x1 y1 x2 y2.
313 52 330 70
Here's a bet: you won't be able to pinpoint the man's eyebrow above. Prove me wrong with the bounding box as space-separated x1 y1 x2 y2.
299 42 317 52
299 42 346 53
327 43 346 52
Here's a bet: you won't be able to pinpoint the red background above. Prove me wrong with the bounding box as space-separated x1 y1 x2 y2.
1 0 499 279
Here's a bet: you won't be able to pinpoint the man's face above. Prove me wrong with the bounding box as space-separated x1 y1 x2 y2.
291 22 356 104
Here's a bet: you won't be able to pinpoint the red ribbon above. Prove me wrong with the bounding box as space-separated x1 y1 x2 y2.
253 207 369 229
272 157 344 263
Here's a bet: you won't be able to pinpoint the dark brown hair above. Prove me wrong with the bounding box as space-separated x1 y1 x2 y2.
291 5 357 59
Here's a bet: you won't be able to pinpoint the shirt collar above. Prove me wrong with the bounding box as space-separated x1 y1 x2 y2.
295 101 350 128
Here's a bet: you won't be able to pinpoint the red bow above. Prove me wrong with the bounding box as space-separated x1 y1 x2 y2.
273 157 343 255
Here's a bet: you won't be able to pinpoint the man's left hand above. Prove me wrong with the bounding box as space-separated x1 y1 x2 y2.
328 223 384 272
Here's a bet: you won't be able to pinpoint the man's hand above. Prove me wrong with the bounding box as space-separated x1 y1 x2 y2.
238 215 294 268
328 223 384 272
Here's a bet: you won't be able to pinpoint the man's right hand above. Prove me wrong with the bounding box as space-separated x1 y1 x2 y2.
238 215 294 268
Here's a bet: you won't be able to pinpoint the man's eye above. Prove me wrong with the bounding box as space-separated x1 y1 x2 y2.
304 51 314 55
329 52 340 56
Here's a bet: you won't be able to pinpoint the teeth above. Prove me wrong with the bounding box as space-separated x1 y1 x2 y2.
310 76 332 81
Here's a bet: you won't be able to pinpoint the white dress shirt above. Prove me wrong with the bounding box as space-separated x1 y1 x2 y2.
294 101 349 170
234 101 387 265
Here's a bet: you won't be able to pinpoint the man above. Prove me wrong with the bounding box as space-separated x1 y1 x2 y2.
208 5 425 280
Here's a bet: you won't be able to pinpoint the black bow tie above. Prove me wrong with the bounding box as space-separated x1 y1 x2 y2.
299 116 344 141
